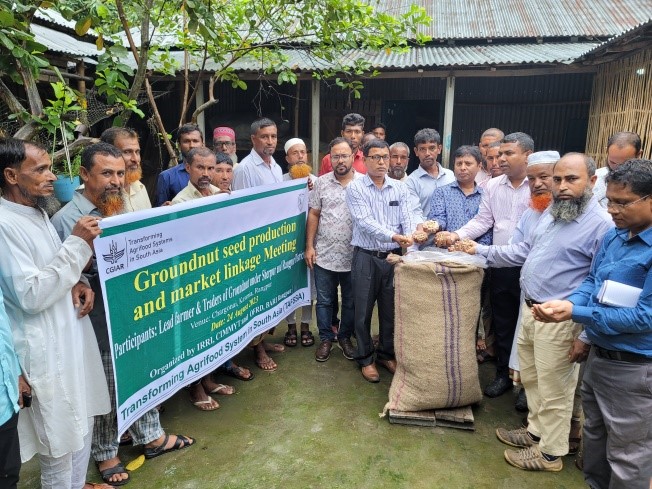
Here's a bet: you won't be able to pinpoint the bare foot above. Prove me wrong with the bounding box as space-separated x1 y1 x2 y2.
144 433 195 451
84 483 116 489
262 340 285 353
189 382 219 410
255 342 278 371
96 456 129 484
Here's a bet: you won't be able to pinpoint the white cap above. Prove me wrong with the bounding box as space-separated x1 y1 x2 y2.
284 138 305 154
527 150 560 167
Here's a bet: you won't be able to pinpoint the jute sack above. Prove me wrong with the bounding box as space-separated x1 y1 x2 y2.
385 260 484 413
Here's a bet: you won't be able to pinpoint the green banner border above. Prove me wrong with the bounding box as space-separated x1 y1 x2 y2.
101 182 306 238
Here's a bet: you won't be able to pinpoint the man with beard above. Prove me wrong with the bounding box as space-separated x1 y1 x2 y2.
406 128 455 221
534 159 652 488
155 124 204 206
282 138 317 348
306 137 361 362
232 118 286 371
319 113 367 176
100 127 151 211
52 143 194 485
456 153 613 471
0 138 110 489
388 142 410 181
592 131 642 208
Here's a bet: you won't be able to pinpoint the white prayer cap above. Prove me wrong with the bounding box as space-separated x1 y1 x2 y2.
284 138 305 154
527 150 560 167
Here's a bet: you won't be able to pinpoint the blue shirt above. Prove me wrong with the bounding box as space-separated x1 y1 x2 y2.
477 197 613 302
405 164 456 220
428 182 492 245
155 161 189 206
569 227 652 357
346 174 419 251
0 286 20 426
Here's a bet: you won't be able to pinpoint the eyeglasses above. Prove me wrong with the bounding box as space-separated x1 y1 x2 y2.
215 141 235 147
331 154 352 161
606 194 650 210
366 155 390 163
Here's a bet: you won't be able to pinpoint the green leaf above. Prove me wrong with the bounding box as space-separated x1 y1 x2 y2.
0 10 14 28
75 17 92 36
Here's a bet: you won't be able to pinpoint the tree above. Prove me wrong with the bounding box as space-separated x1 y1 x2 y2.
1 0 430 163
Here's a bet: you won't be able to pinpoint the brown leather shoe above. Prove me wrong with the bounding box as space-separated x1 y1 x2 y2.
315 340 332 362
361 364 380 383
377 358 397 374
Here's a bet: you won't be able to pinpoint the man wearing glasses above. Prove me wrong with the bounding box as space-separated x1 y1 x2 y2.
346 139 421 382
213 126 238 165
534 159 652 488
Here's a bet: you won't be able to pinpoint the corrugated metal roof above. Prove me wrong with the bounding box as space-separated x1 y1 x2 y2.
134 41 599 73
34 9 98 37
31 23 103 57
380 0 652 40
577 17 652 58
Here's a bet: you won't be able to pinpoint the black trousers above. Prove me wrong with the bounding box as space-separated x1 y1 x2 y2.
0 412 20 489
351 248 396 366
489 266 522 378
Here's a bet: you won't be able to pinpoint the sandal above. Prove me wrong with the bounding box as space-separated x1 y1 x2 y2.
204 383 235 395
144 434 195 459
284 329 298 347
255 354 278 371
191 397 219 411
223 364 254 381
97 461 130 486
300 330 315 347
568 437 581 455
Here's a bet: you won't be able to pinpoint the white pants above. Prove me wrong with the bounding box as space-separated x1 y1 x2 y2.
38 417 93 489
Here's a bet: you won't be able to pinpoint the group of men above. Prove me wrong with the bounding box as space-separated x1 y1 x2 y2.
0 109 649 489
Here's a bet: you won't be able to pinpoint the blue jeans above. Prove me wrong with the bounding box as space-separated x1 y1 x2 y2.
313 265 354 342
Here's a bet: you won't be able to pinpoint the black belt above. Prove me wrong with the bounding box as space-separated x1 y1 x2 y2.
594 346 652 364
524 297 542 307
355 247 402 259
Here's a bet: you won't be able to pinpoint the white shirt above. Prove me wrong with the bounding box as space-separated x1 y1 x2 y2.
0 198 109 461
125 180 152 212
232 150 283 189
593 166 609 208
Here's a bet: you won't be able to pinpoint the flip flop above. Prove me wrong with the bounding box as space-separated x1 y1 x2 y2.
222 364 254 381
96 461 130 486
255 355 278 372
85 483 118 489
190 397 219 411
205 383 235 395
263 342 285 353
144 434 195 459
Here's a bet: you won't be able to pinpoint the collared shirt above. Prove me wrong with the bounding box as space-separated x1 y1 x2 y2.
475 168 490 186
477 197 613 302
319 149 366 176
346 174 419 251
456 174 530 245
405 164 456 220
125 180 152 212
428 181 492 245
51 192 110 350
155 161 189 206
509 207 543 245
232 150 283 190
0 286 19 426
171 181 221 204
592 166 609 208
0 198 109 460
568 227 652 357
309 171 362 272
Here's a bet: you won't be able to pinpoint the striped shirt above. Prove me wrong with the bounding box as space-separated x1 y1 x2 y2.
346 174 420 251
455 174 530 245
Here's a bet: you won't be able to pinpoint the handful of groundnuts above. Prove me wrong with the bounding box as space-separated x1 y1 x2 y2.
412 220 439 243
450 238 476 253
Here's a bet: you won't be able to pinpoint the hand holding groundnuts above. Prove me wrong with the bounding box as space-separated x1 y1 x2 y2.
412 230 428 244
449 238 477 254
393 234 414 248
422 220 440 234
434 231 459 248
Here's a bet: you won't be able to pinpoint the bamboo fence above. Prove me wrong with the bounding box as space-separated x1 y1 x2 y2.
585 47 652 167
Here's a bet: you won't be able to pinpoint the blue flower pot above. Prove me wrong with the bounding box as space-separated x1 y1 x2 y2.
53 175 80 203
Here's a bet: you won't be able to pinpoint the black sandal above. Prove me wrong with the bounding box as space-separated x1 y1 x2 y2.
144 434 195 459
284 329 298 347
300 330 315 347
97 461 130 486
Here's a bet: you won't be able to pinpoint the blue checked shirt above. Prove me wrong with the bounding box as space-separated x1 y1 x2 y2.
0 286 20 426
346 174 420 251
428 182 492 245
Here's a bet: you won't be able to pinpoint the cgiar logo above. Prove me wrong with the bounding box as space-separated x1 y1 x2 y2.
102 240 126 271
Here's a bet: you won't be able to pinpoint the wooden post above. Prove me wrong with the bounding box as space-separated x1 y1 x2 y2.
195 80 206 138
442 75 455 168
311 79 320 170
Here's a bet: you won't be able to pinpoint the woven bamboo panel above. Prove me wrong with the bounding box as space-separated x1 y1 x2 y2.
585 48 652 167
